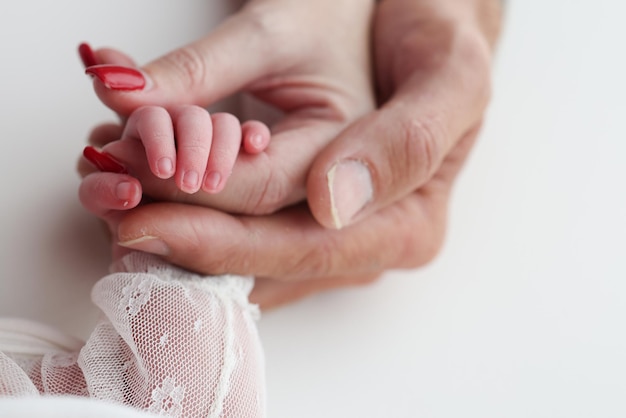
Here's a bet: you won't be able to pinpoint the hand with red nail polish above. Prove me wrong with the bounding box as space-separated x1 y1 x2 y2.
78 42 98 67
78 0 502 311
78 104 271 263
77 0 375 306
78 42 137 71
78 0 375 216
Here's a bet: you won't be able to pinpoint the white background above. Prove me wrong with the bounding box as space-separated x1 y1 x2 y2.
1 1 625 417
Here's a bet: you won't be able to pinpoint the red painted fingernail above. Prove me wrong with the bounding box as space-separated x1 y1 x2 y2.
78 42 98 68
85 64 146 91
83 146 128 174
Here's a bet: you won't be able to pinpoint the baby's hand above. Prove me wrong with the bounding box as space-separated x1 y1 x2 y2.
86 105 270 195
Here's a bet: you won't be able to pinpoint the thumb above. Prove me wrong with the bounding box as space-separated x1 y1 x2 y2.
307 81 486 229
85 13 283 116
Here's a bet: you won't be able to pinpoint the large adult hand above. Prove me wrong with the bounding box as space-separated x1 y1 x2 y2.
79 0 374 215
250 0 503 306
80 0 503 309
306 0 502 229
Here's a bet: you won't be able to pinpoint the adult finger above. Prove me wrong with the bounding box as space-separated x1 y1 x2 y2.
249 128 481 309
111 125 478 280
84 9 293 117
306 35 492 229
90 118 342 215
114 195 441 281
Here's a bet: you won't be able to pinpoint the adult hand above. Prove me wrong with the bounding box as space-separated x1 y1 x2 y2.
79 0 375 215
306 0 502 229
80 0 503 309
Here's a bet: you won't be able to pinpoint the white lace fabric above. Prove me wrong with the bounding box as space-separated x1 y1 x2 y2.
0 252 266 418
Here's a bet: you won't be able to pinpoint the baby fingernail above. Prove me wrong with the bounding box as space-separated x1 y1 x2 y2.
327 160 373 229
115 181 136 206
118 236 170 256
204 171 222 192
156 157 174 178
182 170 200 193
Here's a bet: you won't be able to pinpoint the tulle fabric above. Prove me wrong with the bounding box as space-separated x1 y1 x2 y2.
0 252 265 417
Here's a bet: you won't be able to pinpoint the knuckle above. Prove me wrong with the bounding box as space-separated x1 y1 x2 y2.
177 142 210 156
289 228 397 280
209 220 258 276
287 236 338 279
246 156 294 215
176 219 204 258
178 218 237 275
211 112 239 126
134 106 171 138
173 104 206 117
402 231 443 268
161 45 208 91
250 177 290 214
396 115 446 187
219 244 253 276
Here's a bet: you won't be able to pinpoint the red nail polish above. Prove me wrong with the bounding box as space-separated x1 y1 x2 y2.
85 64 146 91
83 146 128 174
78 42 98 68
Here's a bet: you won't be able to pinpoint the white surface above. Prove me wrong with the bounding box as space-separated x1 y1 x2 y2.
0 1 624 417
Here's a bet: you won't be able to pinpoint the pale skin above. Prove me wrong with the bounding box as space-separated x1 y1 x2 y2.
80 105 271 261
79 0 375 213
79 0 503 309
85 105 270 196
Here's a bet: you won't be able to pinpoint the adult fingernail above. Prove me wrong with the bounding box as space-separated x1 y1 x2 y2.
85 64 147 91
327 160 373 229
118 236 170 256
78 42 98 68
83 146 128 174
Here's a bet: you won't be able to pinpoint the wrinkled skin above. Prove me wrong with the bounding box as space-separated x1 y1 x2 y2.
78 0 503 309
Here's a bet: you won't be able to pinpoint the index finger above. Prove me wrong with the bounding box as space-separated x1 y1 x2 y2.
114 195 441 280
